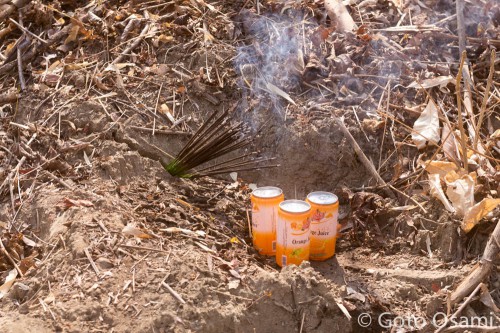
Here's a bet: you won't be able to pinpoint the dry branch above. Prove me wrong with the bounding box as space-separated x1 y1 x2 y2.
112 23 151 65
324 0 357 32
334 116 395 199
450 221 500 306
162 282 186 304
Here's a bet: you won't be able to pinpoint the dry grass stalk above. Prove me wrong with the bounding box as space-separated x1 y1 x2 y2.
162 282 186 304
474 49 496 150
455 51 469 172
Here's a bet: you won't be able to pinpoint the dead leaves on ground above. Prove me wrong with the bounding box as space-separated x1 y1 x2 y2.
423 159 500 232
57 197 94 210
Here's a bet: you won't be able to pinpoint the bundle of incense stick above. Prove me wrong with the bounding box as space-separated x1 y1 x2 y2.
163 109 278 178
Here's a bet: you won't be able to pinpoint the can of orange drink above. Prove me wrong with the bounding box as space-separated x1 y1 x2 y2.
306 191 339 261
276 200 312 267
251 187 284 255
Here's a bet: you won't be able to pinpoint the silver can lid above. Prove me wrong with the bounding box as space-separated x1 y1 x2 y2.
279 200 311 214
252 186 283 199
307 191 338 205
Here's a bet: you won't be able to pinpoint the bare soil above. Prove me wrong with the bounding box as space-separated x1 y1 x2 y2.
0 0 499 332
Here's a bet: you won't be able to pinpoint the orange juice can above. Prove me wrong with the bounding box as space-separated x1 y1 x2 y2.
306 191 339 261
276 200 312 267
251 187 284 255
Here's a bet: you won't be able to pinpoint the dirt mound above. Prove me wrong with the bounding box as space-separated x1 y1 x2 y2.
1 0 499 332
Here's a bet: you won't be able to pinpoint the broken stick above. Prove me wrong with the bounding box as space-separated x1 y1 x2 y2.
162 282 186 304
112 23 151 65
450 221 500 306
334 116 395 199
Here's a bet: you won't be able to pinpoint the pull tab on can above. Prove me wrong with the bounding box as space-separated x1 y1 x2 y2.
306 191 339 261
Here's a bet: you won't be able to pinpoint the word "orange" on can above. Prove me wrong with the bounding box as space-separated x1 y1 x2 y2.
306 191 339 261
251 187 284 255
276 200 311 267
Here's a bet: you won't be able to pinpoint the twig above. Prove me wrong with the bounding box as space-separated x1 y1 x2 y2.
152 83 163 136
16 14 26 91
162 282 186 304
112 23 151 65
333 115 395 199
456 51 469 172
0 238 24 277
388 184 427 213
84 248 100 277
299 311 306 333
129 126 191 136
436 283 483 332
474 49 495 150
246 208 252 238
9 17 48 44
450 220 500 306
43 170 73 190
0 156 26 195
118 244 169 253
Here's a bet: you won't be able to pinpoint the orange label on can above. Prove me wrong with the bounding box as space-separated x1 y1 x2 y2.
307 194 339 261
276 201 311 267
251 188 284 256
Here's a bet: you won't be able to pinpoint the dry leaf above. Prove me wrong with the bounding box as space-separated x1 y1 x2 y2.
54 17 65 26
407 76 454 89
194 241 217 253
266 82 296 105
65 24 80 44
229 172 238 182
428 174 455 213
0 269 17 299
44 292 55 304
194 0 216 11
228 278 240 290
423 161 458 178
229 269 241 279
122 224 152 239
83 151 92 167
202 21 214 44
412 100 440 149
22 235 37 247
462 198 500 232
441 123 460 162
59 198 94 209
158 34 174 43
446 174 475 217
64 62 92 71
230 237 240 244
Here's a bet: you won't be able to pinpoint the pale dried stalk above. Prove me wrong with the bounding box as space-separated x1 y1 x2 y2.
473 49 495 150
455 51 469 172
450 220 500 306
162 282 186 304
